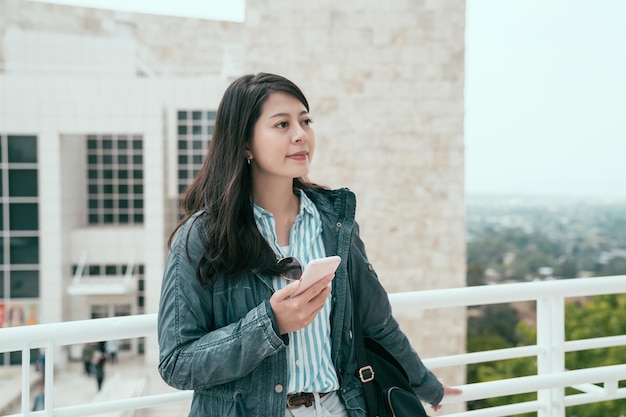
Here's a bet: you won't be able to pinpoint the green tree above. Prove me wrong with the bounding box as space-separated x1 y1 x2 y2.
564 294 626 417
467 293 626 416
467 263 485 286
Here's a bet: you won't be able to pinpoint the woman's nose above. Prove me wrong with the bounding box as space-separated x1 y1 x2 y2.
292 125 307 142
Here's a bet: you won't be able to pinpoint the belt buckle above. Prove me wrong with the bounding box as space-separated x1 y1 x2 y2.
287 393 314 409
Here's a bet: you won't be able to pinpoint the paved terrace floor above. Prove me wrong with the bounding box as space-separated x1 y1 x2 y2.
0 352 190 417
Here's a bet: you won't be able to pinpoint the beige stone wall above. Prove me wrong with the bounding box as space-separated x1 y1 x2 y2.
0 0 241 75
244 0 466 388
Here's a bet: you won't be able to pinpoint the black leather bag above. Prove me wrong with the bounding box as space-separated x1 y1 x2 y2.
356 336 429 417
351 276 429 416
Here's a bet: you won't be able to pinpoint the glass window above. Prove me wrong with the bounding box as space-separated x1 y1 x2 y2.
9 203 38 230
133 184 143 194
105 265 117 275
119 199 128 209
132 140 142 150
0 238 3 263
193 155 203 164
119 214 129 223
118 154 128 164
8 136 37 163
10 270 39 298
8 169 38 196
91 305 108 319
114 304 132 316
178 126 188 135
88 154 98 164
88 265 101 276
192 126 202 135
10 237 39 264
118 184 129 194
103 184 113 194
132 155 142 164
0 271 3 297
133 199 143 209
88 184 98 194
103 154 113 164
192 111 202 120
177 111 187 120
118 139 128 149
102 139 113 149
87 138 98 149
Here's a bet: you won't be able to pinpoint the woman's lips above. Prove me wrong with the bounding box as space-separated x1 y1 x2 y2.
288 152 308 161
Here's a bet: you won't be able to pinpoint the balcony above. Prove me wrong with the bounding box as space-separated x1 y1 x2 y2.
2 275 626 417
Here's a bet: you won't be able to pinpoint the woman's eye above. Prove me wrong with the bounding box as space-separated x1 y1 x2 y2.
302 118 313 126
276 121 288 128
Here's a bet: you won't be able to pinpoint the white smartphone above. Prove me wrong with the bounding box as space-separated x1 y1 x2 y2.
292 255 341 296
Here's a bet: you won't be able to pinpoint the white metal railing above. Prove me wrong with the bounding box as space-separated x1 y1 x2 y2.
1 275 626 417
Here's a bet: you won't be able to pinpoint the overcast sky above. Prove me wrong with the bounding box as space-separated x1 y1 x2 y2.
28 1 626 198
466 0 626 198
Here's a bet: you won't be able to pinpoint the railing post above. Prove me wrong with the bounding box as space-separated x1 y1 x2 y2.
537 295 566 417
22 343 31 416
45 340 55 415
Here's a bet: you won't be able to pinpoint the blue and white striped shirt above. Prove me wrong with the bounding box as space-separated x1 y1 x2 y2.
253 190 339 394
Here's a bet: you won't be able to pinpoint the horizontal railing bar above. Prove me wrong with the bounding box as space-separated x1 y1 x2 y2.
442 400 543 417
564 389 626 407
424 345 542 368
389 275 626 312
564 334 626 352
3 392 193 417
441 364 626 404
0 314 157 351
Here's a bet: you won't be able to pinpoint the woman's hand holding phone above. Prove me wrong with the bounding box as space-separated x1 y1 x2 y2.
270 256 341 334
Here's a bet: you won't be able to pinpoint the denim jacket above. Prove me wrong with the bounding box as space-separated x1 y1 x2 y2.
157 187 443 417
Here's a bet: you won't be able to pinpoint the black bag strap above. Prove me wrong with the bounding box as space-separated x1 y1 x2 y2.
349 271 381 416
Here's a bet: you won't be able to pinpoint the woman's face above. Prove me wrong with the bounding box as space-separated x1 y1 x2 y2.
249 91 315 184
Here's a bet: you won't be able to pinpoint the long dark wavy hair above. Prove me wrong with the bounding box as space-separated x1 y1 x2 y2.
172 73 324 287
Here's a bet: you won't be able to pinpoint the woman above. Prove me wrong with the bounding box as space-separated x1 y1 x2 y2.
157 73 461 416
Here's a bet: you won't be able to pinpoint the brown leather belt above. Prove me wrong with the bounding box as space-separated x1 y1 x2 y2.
286 392 330 409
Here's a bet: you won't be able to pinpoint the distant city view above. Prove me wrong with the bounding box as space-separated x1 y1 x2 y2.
466 194 626 285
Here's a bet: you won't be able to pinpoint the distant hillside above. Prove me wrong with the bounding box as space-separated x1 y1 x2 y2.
465 194 626 284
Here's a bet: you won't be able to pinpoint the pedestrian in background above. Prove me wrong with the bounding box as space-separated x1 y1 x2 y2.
82 343 95 376
32 385 45 411
91 349 106 391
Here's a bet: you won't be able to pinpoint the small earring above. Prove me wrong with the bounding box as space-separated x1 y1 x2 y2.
247 158 251 165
